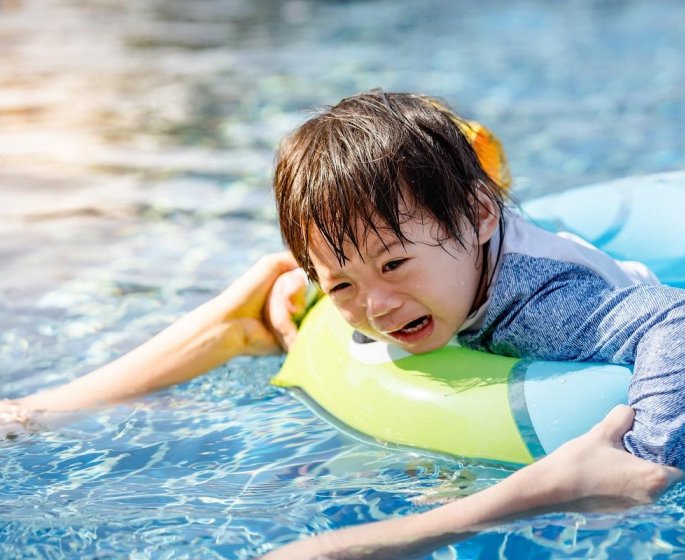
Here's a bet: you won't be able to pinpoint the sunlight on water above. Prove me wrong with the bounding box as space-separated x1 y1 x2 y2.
1 0 684 557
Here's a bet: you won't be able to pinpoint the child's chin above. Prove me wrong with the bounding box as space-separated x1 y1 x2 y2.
403 340 444 354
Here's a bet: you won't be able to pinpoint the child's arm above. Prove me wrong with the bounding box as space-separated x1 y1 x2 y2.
262 405 682 560
1 252 298 415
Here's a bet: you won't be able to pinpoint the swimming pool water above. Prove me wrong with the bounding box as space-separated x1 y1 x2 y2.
1 0 684 557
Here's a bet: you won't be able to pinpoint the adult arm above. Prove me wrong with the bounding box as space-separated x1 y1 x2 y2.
1 252 297 415
261 406 682 560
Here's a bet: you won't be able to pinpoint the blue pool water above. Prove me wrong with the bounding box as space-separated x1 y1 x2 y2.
1 0 684 557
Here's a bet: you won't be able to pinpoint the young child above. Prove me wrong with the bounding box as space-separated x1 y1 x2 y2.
269 90 685 469
0 90 682 558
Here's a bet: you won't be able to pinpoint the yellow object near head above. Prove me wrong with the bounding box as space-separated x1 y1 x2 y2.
423 97 511 190
460 119 512 191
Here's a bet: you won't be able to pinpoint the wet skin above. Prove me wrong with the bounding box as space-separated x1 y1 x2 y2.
309 195 499 354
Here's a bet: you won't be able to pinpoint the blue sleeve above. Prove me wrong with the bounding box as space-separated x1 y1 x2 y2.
460 254 685 467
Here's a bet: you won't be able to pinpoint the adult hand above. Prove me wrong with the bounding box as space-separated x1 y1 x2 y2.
215 252 300 356
264 268 308 351
0 400 34 440
534 404 683 506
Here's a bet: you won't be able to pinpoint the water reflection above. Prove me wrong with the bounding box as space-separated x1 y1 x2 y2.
2 0 683 190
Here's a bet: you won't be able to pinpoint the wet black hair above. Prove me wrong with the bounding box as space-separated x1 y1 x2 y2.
274 90 505 280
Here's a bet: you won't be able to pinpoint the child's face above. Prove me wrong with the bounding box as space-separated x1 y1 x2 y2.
309 201 498 354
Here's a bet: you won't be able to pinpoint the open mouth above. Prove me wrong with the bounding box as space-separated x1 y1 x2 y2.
388 315 434 342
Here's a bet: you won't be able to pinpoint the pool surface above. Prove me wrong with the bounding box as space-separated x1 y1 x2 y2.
1 0 684 557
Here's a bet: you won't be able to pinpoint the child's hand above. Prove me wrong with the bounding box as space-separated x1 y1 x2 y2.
265 268 308 351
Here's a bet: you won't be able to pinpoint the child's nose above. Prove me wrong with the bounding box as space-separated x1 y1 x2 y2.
365 285 401 320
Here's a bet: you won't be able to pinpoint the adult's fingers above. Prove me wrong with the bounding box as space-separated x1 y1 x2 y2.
273 315 299 351
254 252 299 278
248 253 299 291
265 269 307 351
594 404 635 443
223 252 298 308
593 405 683 498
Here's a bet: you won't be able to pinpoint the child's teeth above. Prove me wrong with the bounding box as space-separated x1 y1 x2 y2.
402 316 428 333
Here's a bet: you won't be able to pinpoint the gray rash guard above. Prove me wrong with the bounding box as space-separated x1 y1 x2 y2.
458 211 685 467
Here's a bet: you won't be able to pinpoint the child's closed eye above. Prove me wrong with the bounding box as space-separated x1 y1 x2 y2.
330 282 351 293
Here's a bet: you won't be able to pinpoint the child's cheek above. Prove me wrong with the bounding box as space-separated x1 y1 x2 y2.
335 302 364 329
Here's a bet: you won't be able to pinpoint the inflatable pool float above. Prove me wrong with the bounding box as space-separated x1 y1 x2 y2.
272 171 685 465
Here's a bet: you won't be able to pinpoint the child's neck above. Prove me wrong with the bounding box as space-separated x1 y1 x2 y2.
469 240 490 315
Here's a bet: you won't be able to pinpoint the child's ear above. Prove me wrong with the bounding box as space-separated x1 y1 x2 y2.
475 189 500 245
